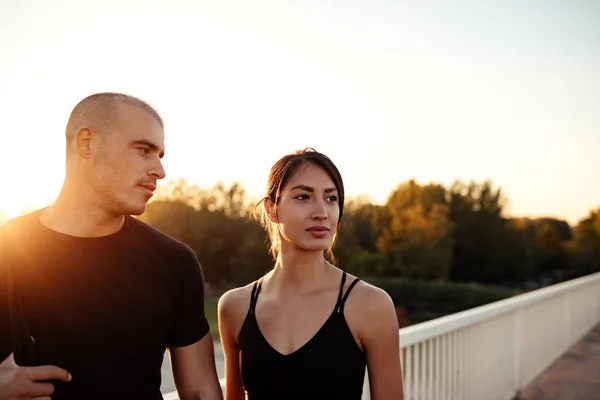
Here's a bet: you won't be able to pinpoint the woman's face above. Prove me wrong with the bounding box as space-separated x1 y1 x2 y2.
269 163 340 254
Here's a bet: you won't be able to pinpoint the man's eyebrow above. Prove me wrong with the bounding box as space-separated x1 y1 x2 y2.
290 184 338 193
131 139 165 158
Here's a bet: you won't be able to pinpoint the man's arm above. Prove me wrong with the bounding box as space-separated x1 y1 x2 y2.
166 247 222 400
0 217 72 398
0 222 14 362
169 332 223 400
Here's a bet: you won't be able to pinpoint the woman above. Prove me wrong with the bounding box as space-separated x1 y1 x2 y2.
218 148 404 399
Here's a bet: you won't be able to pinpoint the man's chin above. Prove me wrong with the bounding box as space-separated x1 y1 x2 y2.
123 203 147 216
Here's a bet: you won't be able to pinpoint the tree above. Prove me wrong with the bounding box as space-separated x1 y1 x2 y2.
447 180 530 285
509 217 574 284
377 180 453 280
335 196 388 275
140 180 271 287
568 208 600 278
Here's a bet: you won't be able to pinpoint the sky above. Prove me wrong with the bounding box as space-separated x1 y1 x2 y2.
1 0 599 225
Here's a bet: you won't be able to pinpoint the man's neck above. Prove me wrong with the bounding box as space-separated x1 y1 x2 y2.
40 187 125 238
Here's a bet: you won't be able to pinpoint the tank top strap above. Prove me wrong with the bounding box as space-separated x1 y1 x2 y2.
248 278 264 315
337 276 361 314
334 272 348 313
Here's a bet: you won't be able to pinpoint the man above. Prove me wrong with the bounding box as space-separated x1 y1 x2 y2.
0 93 223 399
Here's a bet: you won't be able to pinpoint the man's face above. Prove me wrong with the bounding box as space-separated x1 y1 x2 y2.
88 103 166 216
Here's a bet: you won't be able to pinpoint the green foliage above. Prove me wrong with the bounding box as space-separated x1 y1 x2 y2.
377 180 454 281
139 180 272 287
343 250 390 276
364 277 519 316
138 177 600 303
445 180 528 284
565 208 600 279
204 299 220 340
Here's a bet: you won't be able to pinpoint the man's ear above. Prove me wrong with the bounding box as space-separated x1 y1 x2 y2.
74 127 96 160
264 198 278 222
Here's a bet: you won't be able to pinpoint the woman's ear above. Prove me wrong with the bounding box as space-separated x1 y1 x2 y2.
264 198 278 223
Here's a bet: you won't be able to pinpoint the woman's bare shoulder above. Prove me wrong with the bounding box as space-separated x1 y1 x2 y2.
355 278 392 298
344 278 398 330
218 281 257 318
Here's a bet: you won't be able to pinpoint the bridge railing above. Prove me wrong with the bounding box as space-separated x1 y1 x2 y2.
390 272 600 400
163 272 600 400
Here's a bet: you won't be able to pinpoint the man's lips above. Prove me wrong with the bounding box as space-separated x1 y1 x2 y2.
139 183 156 192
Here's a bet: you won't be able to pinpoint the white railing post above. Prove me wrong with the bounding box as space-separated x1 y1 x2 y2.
564 289 571 352
513 307 521 399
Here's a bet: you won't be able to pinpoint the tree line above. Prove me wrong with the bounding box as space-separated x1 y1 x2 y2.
139 178 600 292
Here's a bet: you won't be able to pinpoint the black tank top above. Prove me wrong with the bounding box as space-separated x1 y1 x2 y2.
238 272 366 400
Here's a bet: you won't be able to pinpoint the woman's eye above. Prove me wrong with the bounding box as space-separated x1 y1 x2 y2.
295 194 309 200
328 195 338 202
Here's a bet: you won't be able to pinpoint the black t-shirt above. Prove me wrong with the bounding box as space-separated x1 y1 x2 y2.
0 210 210 399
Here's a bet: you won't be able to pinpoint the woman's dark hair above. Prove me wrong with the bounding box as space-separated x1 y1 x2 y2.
253 147 345 263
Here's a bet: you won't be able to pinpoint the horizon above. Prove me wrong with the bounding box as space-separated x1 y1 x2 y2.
0 174 595 227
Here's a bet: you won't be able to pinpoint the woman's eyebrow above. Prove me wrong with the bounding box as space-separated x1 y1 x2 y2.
290 184 337 193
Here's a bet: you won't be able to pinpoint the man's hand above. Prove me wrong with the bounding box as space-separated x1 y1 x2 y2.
0 353 71 400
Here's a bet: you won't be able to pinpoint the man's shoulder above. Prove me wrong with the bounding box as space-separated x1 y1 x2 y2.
0 209 41 238
127 216 198 262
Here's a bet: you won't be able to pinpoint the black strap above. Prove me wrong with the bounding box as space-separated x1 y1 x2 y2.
249 279 263 315
334 272 348 310
338 277 361 314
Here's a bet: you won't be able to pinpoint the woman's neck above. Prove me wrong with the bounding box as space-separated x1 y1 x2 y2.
267 247 331 295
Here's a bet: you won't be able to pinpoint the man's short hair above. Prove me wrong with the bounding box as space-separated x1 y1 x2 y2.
65 92 163 142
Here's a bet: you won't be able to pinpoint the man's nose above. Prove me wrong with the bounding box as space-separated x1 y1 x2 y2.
149 158 166 180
